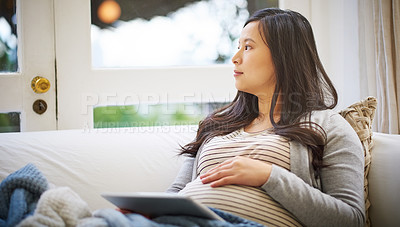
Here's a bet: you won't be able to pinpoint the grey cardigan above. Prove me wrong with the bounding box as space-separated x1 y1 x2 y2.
167 110 366 227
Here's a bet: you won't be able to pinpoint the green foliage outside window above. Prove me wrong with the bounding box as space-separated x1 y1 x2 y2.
93 102 228 128
0 39 17 72
0 112 20 133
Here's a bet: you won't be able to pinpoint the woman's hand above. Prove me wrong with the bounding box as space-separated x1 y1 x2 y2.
199 156 272 187
116 208 133 214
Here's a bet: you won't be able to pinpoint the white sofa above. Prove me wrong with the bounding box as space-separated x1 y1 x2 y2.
0 125 399 226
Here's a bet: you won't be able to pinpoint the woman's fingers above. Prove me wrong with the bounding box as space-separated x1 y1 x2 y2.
200 168 233 184
208 176 236 187
116 208 134 214
200 157 241 185
199 156 272 187
200 159 233 179
206 158 234 173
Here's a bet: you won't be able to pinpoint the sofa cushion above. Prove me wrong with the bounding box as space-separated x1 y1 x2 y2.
339 96 377 226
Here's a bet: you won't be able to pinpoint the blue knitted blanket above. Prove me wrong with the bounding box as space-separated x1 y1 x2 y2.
80 207 266 227
0 163 49 227
0 164 266 227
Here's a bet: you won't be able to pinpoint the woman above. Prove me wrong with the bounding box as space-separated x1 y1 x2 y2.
167 8 365 227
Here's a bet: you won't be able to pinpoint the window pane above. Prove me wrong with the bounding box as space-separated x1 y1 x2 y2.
0 112 20 132
93 102 228 128
0 0 18 73
91 0 278 68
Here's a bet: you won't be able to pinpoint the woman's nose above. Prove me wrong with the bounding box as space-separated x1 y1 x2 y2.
232 51 241 65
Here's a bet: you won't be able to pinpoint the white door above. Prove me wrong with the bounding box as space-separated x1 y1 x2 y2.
54 0 236 130
0 0 56 132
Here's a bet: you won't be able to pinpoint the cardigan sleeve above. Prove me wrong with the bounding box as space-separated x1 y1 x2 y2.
165 156 195 194
261 112 366 227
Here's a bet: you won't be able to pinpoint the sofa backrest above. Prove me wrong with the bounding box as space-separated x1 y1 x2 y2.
0 126 197 210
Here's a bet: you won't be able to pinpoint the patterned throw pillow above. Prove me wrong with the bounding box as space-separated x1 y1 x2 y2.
339 96 377 227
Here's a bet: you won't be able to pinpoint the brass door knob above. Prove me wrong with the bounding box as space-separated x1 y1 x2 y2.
31 76 50 93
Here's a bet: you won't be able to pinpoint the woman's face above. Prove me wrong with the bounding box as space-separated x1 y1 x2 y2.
232 21 276 98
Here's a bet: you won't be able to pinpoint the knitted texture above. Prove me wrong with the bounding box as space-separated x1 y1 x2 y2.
339 96 377 227
0 163 49 227
77 207 265 227
17 187 92 227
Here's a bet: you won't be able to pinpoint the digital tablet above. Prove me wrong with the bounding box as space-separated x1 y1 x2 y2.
101 192 224 221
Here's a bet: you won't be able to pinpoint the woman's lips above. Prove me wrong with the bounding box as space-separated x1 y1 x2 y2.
234 70 243 77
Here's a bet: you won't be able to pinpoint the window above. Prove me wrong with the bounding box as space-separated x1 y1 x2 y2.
90 0 278 128
0 0 19 132
0 112 20 132
91 0 278 68
0 0 18 72
94 102 229 128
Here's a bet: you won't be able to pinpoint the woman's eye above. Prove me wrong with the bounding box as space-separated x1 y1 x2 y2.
237 45 251 50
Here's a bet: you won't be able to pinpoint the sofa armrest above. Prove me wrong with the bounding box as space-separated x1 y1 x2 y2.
368 132 400 226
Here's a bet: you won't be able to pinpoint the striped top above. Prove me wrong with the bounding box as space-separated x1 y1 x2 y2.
179 128 302 227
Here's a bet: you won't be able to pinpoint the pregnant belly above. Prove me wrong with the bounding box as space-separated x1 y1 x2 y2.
179 177 302 227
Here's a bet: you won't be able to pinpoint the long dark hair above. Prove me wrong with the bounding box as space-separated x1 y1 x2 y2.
181 8 337 175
